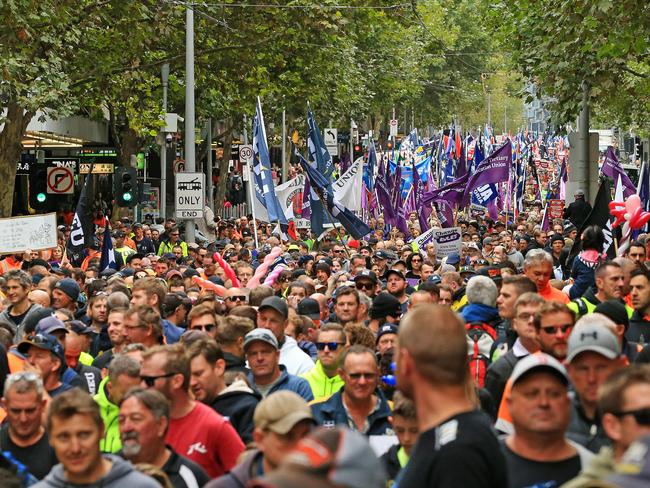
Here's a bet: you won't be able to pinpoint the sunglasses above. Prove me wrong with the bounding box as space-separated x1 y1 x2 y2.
316 342 344 351
613 407 650 425
356 282 374 291
141 372 177 387
347 372 377 381
191 324 215 332
226 296 247 302
540 324 573 335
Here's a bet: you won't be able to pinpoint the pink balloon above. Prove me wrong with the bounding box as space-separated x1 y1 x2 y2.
626 195 641 215
247 246 283 288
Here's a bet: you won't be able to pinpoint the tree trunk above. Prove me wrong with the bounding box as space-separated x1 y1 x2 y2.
215 118 233 213
0 103 33 216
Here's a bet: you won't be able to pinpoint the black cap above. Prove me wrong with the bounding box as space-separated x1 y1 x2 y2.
477 266 502 281
377 324 399 341
259 296 289 320
297 298 320 320
373 250 391 261
594 300 630 329
385 269 406 281
370 292 402 320
354 270 378 284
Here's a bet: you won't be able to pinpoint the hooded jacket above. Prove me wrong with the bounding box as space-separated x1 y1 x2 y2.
247 365 314 402
211 378 261 444
34 454 160 487
460 303 500 326
300 360 344 401
94 376 122 453
0 303 42 341
206 449 263 488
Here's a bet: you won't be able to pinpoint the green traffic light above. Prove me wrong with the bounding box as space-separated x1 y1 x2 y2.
123 192 133 202
37 193 46 203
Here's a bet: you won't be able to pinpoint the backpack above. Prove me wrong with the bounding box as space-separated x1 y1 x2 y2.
466 321 497 388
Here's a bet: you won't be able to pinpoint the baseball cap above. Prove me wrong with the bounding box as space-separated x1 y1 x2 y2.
126 253 144 264
259 296 289 320
377 324 399 341
477 266 502 282
68 320 93 336
594 300 630 330
165 269 183 280
373 250 390 261
297 298 321 320
510 352 568 387
287 244 301 252
354 270 378 284
253 391 314 434
566 321 620 363
369 293 402 320
113 230 126 238
446 252 461 266
264 427 387 488
459 266 475 275
244 328 279 351
17 333 65 363
53 278 80 302
36 316 68 336
385 269 405 281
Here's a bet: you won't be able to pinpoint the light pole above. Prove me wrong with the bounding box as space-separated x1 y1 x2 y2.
160 63 169 219
184 6 196 243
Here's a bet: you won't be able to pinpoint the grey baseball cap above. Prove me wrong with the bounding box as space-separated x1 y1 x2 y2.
566 322 620 363
510 353 568 386
244 328 279 351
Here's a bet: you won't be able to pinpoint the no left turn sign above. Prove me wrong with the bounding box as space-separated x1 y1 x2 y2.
47 167 74 194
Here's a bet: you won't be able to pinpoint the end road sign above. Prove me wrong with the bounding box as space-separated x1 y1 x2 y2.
175 172 204 219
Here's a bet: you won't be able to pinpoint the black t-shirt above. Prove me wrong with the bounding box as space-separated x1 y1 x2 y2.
0 424 58 480
500 441 581 488
395 410 508 488
162 448 210 488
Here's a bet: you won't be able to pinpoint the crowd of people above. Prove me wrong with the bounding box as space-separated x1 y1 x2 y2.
2 204 650 488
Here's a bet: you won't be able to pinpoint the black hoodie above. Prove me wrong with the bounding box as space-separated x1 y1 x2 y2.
210 379 261 444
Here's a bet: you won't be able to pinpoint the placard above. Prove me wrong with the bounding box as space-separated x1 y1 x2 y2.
415 226 462 258
0 213 58 254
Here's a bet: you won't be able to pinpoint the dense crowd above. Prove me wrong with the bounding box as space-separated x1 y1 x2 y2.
2 201 650 488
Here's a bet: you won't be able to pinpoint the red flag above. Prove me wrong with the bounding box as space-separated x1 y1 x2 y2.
455 131 461 159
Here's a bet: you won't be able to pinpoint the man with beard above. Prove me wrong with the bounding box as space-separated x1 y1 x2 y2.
394 305 508 487
139 344 244 477
94 354 141 453
119 388 209 488
86 293 111 355
568 262 625 319
386 269 409 315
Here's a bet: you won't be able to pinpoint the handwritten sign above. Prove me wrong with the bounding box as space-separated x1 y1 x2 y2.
0 213 57 254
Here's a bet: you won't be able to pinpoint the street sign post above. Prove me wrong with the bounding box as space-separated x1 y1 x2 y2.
47 167 74 194
389 119 398 137
239 144 253 165
175 172 204 219
324 128 338 156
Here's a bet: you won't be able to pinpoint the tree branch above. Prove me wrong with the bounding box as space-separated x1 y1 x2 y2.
69 35 282 89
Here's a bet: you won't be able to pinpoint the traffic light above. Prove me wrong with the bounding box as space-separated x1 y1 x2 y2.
353 144 364 160
114 166 138 207
29 167 49 211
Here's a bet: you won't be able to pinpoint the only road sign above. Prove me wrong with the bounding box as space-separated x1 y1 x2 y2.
175 172 204 220
47 167 74 194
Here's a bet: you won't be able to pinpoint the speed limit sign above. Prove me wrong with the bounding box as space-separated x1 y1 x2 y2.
239 144 253 164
